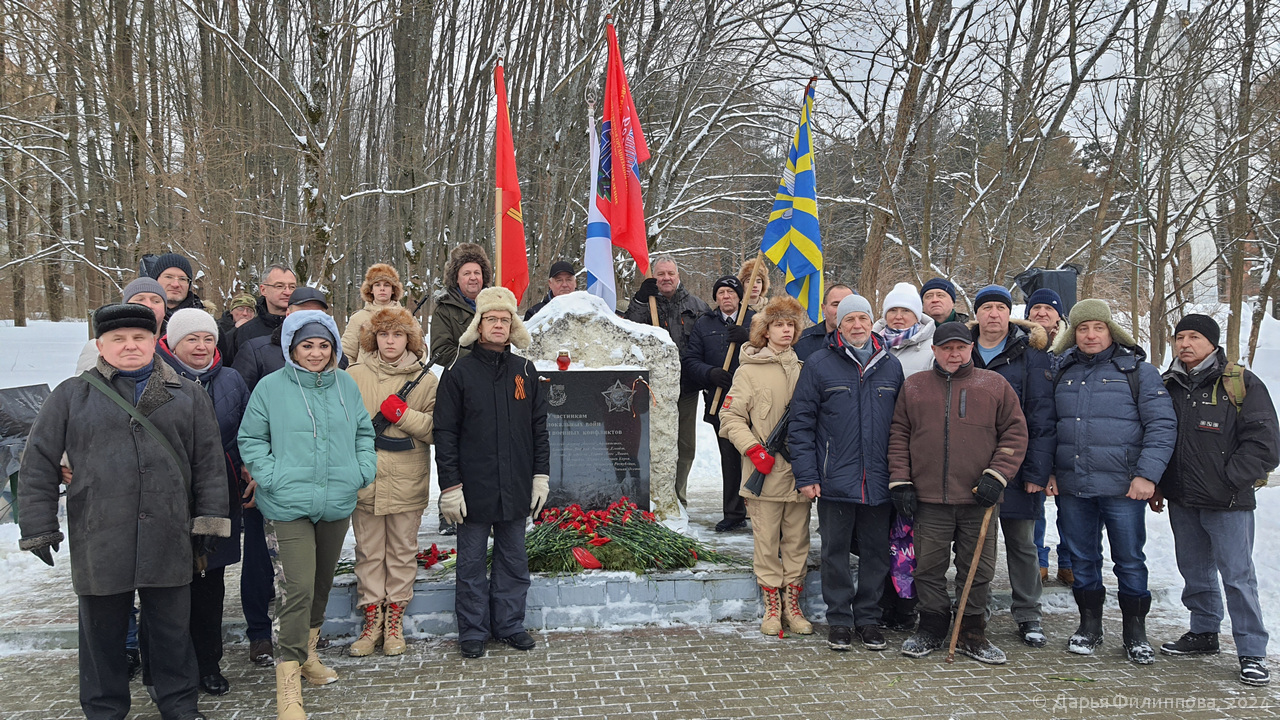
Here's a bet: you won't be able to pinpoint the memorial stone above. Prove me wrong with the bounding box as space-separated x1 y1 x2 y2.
545 369 650 510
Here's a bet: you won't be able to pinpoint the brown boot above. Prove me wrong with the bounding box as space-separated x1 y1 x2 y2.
760 586 782 636
348 603 383 657
781 583 814 635
1057 568 1075 586
300 628 338 685
383 601 406 656
275 660 306 720
1040 567 1049 584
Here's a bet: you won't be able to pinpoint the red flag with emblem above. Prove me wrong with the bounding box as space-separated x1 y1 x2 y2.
495 61 529 302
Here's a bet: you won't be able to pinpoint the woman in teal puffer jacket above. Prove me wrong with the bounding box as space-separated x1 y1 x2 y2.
237 309 376 720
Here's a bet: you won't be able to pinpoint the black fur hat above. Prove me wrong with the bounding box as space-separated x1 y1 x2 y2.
94 303 159 337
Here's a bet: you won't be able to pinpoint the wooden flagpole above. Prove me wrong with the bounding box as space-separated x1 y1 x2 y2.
709 250 766 417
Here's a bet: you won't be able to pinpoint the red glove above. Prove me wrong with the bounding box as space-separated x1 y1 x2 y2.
746 444 775 475
380 395 408 423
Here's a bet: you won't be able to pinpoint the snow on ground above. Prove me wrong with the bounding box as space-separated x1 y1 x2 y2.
3 316 1280 650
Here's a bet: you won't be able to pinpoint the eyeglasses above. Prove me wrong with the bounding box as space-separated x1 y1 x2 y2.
159 274 190 285
481 315 512 326
263 283 298 292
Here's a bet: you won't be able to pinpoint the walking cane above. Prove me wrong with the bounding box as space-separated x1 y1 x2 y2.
945 503 996 663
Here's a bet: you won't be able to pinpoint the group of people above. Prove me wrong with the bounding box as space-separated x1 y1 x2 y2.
12 243 1280 720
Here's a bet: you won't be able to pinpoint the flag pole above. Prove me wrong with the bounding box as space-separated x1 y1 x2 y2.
494 57 504 290
709 250 766 417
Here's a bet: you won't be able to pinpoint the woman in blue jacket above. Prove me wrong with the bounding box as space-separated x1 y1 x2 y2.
1047 300 1175 665
238 310 376 720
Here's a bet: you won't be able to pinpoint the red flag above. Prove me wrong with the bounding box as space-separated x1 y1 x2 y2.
495 62 529 302
602 22 651 274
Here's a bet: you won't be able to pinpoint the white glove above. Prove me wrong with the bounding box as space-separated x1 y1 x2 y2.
531 474 550 518
439 486 467 525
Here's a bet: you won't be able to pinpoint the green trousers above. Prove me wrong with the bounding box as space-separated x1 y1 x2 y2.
265 517 350 664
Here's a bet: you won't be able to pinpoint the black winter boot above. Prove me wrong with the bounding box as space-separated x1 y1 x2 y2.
901 611 949 658
1067 587 1105 655
956 614 1007 665
1160 631 1219 656
1119 594 1155 664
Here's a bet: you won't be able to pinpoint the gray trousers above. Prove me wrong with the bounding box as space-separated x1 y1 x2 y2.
1000 517 1043 623
456 517 530 642
79 586 198 720
915 503 998 620
675 392 698 505
1169 503 1269 657
818 499 892 627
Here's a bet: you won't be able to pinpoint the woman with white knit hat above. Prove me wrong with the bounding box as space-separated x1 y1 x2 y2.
871 282 936 377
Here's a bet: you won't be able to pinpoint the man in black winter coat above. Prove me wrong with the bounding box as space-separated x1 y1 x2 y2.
147 252 207 334
622 255 710 506
434 286 550 660
19 303 229 720
1154 314 1280 687
523 260 578 320
224 264 296 366
968 284 1057 649
682 275 755 532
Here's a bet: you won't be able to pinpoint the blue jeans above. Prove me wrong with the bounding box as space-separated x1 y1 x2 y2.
1056 494 1149 599
1034 496 1072 569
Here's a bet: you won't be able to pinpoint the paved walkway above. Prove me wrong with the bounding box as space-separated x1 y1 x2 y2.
2 614 1277 719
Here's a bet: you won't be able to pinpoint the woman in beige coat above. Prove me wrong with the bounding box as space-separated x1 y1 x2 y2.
342 263 409 364
347 307 436 656
719 295 813 636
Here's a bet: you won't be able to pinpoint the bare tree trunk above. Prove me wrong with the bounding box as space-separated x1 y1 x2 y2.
1227 0 1258 362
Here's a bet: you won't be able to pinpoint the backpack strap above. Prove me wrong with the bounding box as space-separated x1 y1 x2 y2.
79 371 191 485
1219 362 1247 412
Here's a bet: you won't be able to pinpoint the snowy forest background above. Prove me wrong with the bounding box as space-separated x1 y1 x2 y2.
1 0 1279 367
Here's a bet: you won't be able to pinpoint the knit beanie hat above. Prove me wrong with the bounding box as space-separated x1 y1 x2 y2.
1174 314 1220 347
228 293 257 311
882 282 923 319
149 252 193 280
289 321 336 352
1051 298 1137 355
1023 288 1064 320
122 277 166 303
166 307 219 345
973 284 1013 312
712 275 744 301
836 293 875 324
94 303 159 337
920 277 957 300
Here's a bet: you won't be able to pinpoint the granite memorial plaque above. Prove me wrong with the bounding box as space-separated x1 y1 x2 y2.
545 369 650 510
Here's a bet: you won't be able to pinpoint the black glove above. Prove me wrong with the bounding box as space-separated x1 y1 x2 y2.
726 324 750 346
31 540 58 567
709 368 734 390
973 472 1004 508
194 535 220 558
890 485 917 519
635 278 660 302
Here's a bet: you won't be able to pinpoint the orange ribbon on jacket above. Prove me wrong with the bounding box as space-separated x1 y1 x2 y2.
514 375 526 400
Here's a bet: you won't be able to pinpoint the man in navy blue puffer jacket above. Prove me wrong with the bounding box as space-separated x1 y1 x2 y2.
1048 299 1176 665
789 293 903 653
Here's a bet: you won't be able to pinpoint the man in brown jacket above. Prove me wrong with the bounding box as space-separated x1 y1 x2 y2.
887 322 1028 665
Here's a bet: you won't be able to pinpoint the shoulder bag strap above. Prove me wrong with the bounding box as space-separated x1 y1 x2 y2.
79 371 191 484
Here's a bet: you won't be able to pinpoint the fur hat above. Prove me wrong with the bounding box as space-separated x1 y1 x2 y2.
445 243 493 291
1050 298 1136 355
167 307 219 345
359 307 425 357
458 286 532 350
94 303 159 337
360 263 404 304
882 282 923 319
749 295 807 348
737 258 772 299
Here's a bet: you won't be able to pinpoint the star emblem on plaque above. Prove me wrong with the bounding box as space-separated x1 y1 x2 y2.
548 384 567 407
601 379 636 413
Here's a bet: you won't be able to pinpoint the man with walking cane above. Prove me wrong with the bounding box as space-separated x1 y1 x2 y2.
887 322 1028 664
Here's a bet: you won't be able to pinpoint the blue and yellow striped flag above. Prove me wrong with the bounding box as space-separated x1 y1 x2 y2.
761 83 823 323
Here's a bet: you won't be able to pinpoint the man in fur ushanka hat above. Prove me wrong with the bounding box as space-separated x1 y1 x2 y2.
433 287 548 659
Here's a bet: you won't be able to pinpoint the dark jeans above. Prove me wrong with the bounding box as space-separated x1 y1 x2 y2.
914 503 998 620
456 517 531 642
717 434 746 524
80 586 199 720
1034 496 1072 569
1057 494 1149 599
240 506 273 641
817 499 891 627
